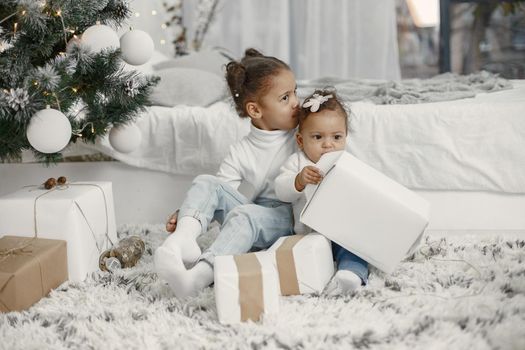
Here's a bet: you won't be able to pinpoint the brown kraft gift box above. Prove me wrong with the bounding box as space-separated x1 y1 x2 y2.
0 236 68 313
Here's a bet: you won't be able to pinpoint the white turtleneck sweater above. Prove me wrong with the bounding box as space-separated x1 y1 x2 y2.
216 124 297 201
274 151 315 234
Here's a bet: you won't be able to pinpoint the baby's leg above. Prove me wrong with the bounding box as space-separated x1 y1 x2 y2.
325 243 368 296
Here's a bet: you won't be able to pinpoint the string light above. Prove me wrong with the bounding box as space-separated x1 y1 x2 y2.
71 87 78 93
130 6 169 49
13 22 18 34
72 122 95 137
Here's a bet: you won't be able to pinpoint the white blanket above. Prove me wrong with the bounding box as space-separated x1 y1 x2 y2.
89 102 250 175
84 81 525 194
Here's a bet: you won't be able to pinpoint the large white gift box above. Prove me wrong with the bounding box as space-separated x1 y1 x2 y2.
214 251 280 324
268 234 334 295
0 182 117 281
301 151 430 274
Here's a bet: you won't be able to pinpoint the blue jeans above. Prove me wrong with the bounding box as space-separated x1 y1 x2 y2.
178 175 294 265
332 242 369 285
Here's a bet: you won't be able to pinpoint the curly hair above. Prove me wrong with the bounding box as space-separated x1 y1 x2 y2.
225 48 291 118
298 88 350 132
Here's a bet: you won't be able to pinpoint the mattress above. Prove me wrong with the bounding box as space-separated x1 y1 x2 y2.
82 80 525 194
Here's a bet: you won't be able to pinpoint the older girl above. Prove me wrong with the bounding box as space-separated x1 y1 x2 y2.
155 49 300 298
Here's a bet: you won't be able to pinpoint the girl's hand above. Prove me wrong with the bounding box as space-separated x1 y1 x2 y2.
295 166 323 191
165 210 179 233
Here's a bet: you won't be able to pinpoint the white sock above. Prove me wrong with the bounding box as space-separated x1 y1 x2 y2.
325 270 363 296
162 216 202 265
154 246 213 299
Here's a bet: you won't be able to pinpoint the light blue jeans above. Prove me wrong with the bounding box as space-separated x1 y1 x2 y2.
178 174 294 265
332 243 369 285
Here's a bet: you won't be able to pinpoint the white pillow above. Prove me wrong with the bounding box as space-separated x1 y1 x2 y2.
149 67 228 107
122 50 171 75
153 48 233 77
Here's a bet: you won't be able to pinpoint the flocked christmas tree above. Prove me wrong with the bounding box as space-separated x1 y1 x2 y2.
0 0 158 163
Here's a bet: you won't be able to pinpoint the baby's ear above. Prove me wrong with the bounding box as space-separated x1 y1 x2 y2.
246 102 262 119
296 132 304 149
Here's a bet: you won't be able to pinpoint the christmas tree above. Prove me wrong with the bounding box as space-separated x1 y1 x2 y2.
0 0 159 163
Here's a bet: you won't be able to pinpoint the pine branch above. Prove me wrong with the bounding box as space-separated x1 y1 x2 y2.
0 0 159 163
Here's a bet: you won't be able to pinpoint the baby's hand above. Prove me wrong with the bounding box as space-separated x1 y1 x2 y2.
165 210 179 233
295 165 323 191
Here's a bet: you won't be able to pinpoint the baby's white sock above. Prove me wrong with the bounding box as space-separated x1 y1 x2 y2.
162 216 202 265
154 246 213 299
325 270 363 296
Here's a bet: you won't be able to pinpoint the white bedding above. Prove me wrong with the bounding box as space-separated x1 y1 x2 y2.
347 80 525 194
89 102 250 175
84 81 525 194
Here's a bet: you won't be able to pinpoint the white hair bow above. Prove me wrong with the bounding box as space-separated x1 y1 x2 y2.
302 94 333 112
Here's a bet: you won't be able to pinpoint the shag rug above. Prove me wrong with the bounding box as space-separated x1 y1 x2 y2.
1 225 524 350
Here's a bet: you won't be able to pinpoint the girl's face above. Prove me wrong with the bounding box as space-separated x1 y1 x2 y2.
296 110 347 163
249 69 299 131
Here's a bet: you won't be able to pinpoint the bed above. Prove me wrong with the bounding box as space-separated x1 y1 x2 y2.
1 50 524 232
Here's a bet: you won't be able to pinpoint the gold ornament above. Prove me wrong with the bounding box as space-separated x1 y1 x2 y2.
99 236 145 272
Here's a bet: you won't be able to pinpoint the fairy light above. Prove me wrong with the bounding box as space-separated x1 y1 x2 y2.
161 23 167 29
151 10 157 15
55 8 68 46
135 12 140 17
71 87 78 93
160 39 166 45
72 122 95 137
13 22 18 34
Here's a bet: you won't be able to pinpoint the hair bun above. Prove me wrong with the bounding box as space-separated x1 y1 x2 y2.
244 48 263 58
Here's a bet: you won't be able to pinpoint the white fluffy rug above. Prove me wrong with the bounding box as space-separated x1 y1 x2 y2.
1 225 524 350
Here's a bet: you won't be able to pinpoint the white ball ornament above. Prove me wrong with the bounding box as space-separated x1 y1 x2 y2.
120 30 154 65
81 24 120 53
108 123 142 153
26 108 72 154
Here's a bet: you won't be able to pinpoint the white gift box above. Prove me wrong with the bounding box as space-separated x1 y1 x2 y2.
0 182 117 282
268 234 334 295
301 151 430 274
214 251 280 324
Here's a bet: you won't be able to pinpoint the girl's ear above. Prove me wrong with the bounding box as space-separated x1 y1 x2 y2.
246 102 262 119
296 132 304 149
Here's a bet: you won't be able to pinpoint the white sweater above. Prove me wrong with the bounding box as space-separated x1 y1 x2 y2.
216 124 297 201
274 151 315 234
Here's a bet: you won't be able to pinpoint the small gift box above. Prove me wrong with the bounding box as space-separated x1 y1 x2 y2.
301 151 430 274
268 233 334 295
0 236 68 313
214 251 280 324
0 182 117 281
